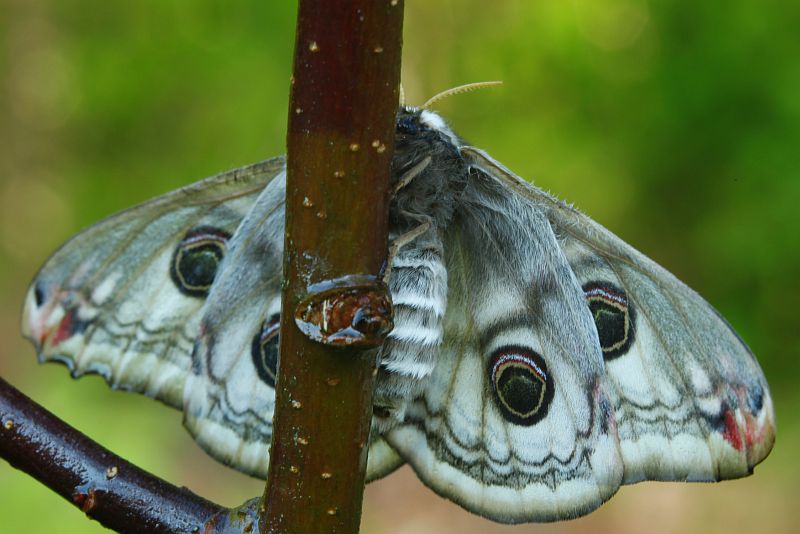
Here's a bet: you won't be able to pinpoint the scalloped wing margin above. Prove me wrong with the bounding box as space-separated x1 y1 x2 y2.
22 158 285 408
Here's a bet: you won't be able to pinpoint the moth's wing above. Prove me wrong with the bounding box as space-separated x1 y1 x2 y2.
465 149 775 483
182 173 403 480
22 158 286 409
385 165 624 523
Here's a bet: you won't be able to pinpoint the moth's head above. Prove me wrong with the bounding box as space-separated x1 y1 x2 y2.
394 82 502 149
395 107 461 148
390 106 470 226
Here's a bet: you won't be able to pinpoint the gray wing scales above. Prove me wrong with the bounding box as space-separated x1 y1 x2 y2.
22 158 286 409
26 138 772 506
23 156 403 481
560 232 775 482
184 169 403 480
462 146 775 484
182 171 286 477
385 167 624 523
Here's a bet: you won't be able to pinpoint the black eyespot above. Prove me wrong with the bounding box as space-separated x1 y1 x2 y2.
170 227 230 298
747 383 764 414
34 282 46 307
489 346 554 426
251 314 280 387
583 282 635 360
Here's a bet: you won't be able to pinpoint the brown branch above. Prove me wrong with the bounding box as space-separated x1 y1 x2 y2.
0 376 235 533
262 1 405 532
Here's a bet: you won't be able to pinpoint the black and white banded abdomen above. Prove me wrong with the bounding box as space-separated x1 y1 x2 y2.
374 228 447 430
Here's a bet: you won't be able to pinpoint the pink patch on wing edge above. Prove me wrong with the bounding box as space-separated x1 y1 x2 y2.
719 384 776 459
51 308 77 346
721 409 744 452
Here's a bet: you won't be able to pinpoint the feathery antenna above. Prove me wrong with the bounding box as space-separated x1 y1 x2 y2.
421 81 503 109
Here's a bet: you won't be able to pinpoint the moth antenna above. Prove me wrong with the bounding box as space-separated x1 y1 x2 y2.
421 81 503 110
399 84 406 107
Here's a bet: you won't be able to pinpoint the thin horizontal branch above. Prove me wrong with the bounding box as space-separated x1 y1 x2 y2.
0 376 233 534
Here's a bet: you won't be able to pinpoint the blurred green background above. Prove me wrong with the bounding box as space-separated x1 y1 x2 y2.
1 1 798 532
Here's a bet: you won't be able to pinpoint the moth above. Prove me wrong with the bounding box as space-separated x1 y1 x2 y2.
22 104 775 523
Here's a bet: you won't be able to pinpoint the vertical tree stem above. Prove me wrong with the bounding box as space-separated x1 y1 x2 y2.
262 1 404 532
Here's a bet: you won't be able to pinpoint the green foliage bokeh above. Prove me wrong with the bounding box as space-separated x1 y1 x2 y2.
1 1 798 532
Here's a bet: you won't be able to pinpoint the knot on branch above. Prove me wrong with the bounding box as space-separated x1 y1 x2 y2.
295 274 393 348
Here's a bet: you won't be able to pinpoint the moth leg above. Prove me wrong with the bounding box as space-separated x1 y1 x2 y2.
383 219 432 284
393 156 432 195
